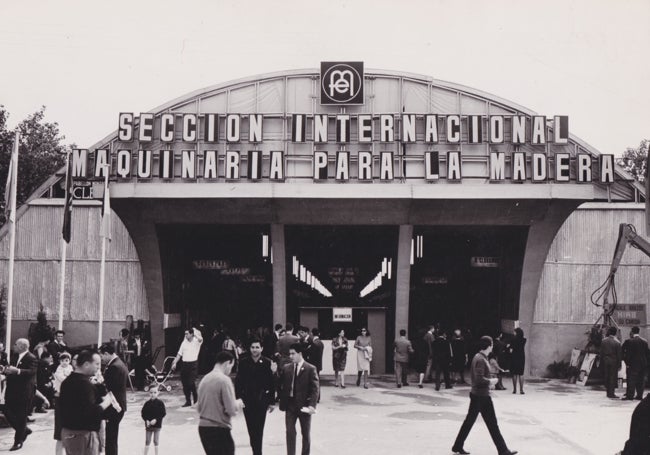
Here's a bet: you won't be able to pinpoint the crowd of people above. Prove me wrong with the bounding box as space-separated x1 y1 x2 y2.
1 320 648 454
392 325 527 395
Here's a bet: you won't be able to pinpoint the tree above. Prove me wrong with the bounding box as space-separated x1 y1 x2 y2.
617 139 648 182
0 105 68 225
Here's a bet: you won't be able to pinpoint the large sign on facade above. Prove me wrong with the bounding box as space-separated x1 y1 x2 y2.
67 63 618 186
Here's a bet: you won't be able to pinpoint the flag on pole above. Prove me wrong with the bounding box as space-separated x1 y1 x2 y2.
62 154 74 243
99 171 111 241
4 135 18 223
645 150 649 236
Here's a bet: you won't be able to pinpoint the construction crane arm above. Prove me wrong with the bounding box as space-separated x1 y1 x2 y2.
592 224 650 326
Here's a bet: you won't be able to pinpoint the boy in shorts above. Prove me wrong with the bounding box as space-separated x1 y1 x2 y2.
141 387 166 455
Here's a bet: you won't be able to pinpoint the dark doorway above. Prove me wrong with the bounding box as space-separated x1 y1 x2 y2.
158 224 273 343
409 226 528 338
286 225 398 373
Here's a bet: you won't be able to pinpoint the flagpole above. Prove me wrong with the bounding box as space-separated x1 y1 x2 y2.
58 152 71 331
98 234 106 346
58 238 67 331
97 167 109 347
5 132 19 350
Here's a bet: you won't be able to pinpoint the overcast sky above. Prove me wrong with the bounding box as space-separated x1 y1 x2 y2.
1 0 648 155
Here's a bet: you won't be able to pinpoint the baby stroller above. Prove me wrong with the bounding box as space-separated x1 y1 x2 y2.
144 356 176 393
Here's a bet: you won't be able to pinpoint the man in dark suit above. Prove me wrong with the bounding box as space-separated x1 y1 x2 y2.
306 329 323 375
3 338 37 451
235 338 276 455
622 393 650 454
394 329 414 387
276 323 300 371
433 331 453 390
99 344 128 455
622 326 649 401
600 326 623 399
278 343 319 455
47 330 68 366
128 330 150 391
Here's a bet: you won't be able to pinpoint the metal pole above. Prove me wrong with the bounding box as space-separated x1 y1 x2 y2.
97 168 109 347
58 152 70 331
58 239 67 330
97 235 106 346
5 132 19 350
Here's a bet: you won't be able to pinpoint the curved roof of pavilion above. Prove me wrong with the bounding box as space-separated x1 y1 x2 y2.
22 67 646 211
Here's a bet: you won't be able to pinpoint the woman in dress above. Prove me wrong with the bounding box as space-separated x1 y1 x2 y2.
413 328 429 388
509 327 527 394
332 329 348 388
354 328 372 388
450 329 468 385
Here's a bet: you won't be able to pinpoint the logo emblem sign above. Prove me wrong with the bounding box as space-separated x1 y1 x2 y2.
320 62 364 105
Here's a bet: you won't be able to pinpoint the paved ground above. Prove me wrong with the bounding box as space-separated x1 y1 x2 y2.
0 375 636 454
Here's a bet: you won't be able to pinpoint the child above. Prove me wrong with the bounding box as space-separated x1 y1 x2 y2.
53 352 73 455
141 387 166 455
53 352 72 395
488 352 508 390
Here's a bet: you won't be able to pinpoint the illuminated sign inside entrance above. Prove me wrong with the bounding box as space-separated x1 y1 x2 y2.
333 307 353 322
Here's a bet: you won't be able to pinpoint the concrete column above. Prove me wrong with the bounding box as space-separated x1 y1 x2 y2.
395 225 413 336
112 211 165 365
271 224 287 325
518 200 581 376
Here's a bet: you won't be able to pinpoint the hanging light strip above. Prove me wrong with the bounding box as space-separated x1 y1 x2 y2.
262 234 269 258
292 255 333 297
359 258 393 297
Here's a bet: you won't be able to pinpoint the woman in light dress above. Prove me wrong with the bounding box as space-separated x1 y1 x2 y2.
354 328 372 388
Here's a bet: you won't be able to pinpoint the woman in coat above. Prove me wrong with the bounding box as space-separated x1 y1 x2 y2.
508 327 527 394
332 329 348 388
354 328 372 388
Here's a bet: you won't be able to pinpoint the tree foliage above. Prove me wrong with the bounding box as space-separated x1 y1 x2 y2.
0 106 68 224
617 139 648 183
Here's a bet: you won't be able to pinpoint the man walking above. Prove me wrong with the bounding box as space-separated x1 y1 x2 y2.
394 329 414 387
3 338 37 451
278 343 319 455
59 350 113 455
452 336 517 455
235 338 276 455
99 344 129 455
622 326 649 401
601 326 623 399
172 327 203 406
197 351 243 455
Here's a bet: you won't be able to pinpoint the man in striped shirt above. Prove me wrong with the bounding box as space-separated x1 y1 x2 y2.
172 327 203 407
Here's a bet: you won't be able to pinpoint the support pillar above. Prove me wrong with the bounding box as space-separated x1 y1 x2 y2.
271 224 287 325
518 200 581 375
395 225 413 336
